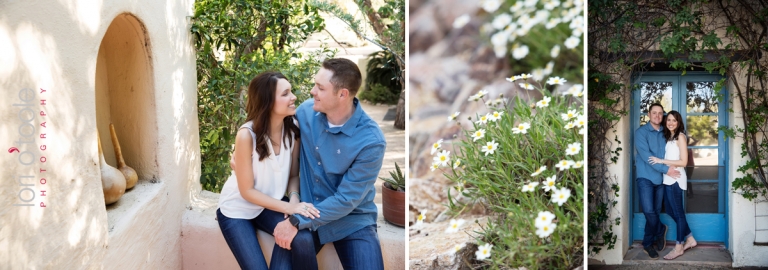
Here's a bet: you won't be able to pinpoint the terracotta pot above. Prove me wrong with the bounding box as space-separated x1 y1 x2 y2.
381 183 405 227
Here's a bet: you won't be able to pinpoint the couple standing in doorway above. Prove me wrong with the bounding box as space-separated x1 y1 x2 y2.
216 58 387 270
635 103 698 260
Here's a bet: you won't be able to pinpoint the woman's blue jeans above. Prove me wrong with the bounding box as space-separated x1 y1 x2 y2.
217 207 319 270
664 182 692 244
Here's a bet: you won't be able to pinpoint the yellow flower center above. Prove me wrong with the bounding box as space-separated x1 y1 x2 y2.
418 215 424 221
548 182 554 187
568 113 573 118
541 217 546 221
518 125 524 129
560 194 565 199
487 145 493 150
483 250 488 255
544 226 549 231
452 224 458 228
542 101 548 105
476 132 482 136
481 116 486 121
433 143 439 148
440 156 446 161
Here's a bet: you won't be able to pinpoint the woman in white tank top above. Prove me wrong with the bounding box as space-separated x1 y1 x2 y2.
649 110 697 260
216 72 320 270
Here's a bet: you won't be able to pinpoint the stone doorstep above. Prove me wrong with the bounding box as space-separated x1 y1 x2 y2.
181 199 405 270
622 242 733 267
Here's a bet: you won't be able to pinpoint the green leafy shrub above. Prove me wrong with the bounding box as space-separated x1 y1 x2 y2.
359 83 399 105
435 84 584 268
360 50 401 104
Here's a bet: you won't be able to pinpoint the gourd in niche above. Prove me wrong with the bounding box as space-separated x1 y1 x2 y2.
99 134 126 204
109 123 138 189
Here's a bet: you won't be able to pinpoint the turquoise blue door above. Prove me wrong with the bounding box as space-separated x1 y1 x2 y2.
630 72 728 245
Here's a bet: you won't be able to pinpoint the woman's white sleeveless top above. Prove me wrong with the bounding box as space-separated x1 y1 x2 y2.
218 121 293 219
662 140 688 190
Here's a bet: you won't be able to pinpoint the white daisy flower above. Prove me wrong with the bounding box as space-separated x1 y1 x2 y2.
519 82 535 90
564 122 575 129
434 150 451 167
481 0 502 12
448 111 461 122
519 73 533 80
536 222 557 238
536 96 552 108
546 76 567 85
551 187 572 206
544 61 554 76
565 142 581 156
555 159 573 171
564 36 580 49
488 111 504 122
431 139 444 155
512 44 530 60
453 159 461 169
445 219 466 233
573 160 583 168
430 162 440 172
475 243 493 260
492 13 513 30
535 211 556 228
522 182 539 192
453 14 471 29
416 210 428 226
544 0 561 10
531 165 547 177
542 175 557 192
574 115 586 127
551 45 560 58
561 109 577 121
579 127 585 135
545 18 561 29
476 113 491 125
453 243 467 254
471 129 486 142
512 122 531 134
506 75 520 82
481 140 500 156
565 84 584 96
532 68 546 81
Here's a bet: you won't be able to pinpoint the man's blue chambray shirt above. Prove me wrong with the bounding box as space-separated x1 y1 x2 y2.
294 98 386 244
634 123 669 185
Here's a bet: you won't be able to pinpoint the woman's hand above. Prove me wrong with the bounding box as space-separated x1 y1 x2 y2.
648 156 663 165
285 202 320 219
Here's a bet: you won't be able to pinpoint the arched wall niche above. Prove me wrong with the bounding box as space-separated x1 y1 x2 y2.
95 13 158 190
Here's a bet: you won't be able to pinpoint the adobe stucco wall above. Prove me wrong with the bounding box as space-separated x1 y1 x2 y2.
0 0 198 268
590 77 633 265
726 77 768 267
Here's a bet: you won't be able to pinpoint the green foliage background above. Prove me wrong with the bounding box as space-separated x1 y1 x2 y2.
191 0 333 192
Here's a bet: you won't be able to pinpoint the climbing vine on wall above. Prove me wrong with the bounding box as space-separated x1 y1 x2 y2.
588 0 768 255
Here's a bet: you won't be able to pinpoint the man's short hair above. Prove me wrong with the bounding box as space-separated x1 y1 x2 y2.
322 58 362 97
648 103 664 112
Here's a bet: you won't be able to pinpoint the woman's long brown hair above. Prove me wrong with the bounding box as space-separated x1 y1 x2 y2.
245 72 300 161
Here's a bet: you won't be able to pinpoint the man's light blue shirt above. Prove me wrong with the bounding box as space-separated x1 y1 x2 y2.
294 98 386 244
635 123 669 185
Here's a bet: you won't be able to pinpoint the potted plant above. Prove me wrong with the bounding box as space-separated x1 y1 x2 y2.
380 162 405 227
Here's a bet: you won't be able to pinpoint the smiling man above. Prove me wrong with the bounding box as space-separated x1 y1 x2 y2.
634 103 681 259
270 58 387 269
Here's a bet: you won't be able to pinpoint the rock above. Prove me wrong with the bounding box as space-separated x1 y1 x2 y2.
408 216 490 270
409 3 446 53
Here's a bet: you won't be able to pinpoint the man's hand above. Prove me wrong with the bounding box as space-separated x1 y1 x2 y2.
667 166 681 179
274 219 298 250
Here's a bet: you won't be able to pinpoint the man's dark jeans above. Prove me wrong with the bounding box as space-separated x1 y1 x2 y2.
637 177 665 248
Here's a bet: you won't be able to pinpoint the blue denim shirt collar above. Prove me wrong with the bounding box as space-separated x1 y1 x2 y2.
316 98 362 137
